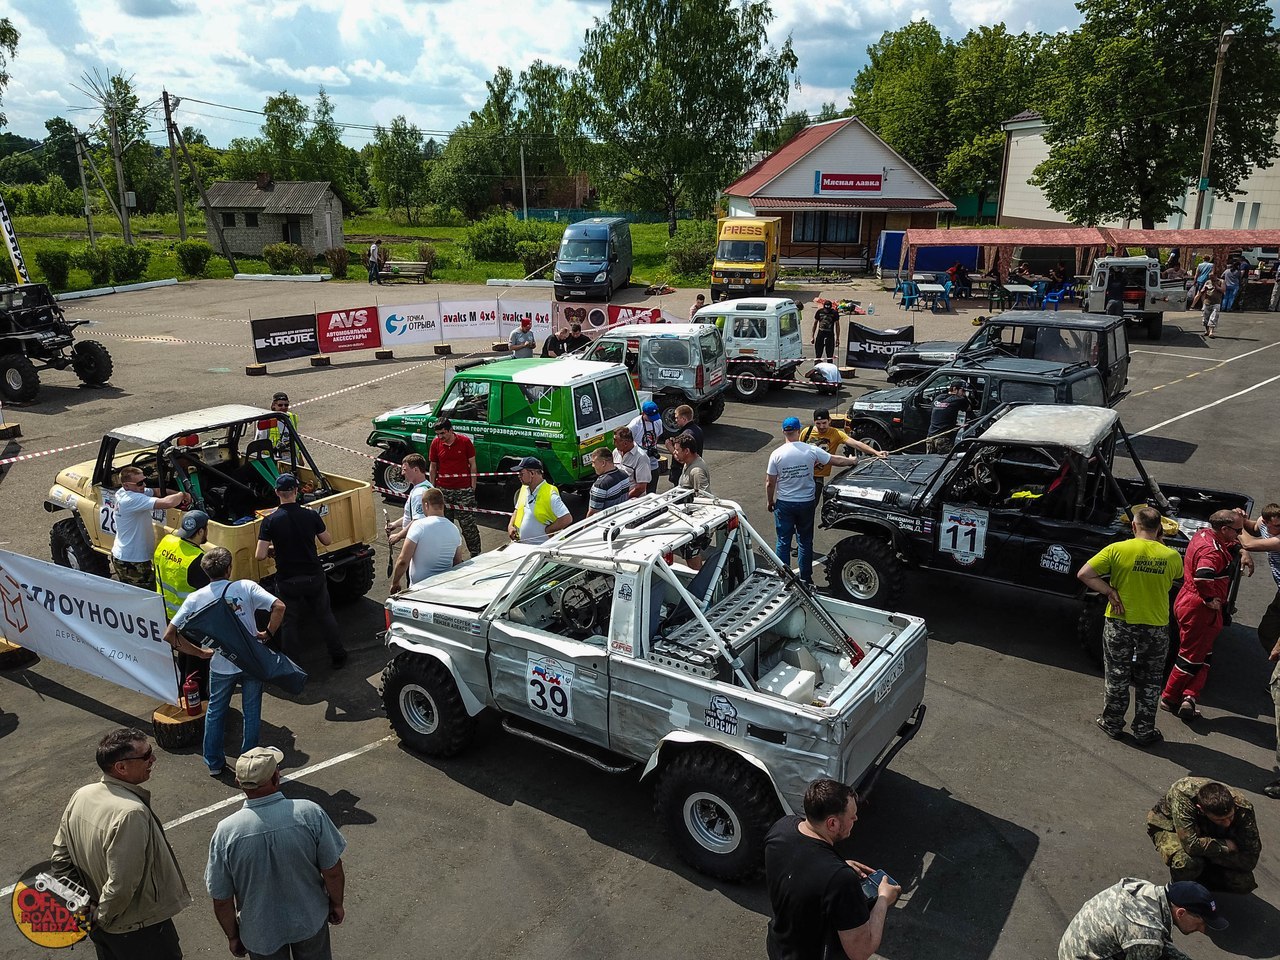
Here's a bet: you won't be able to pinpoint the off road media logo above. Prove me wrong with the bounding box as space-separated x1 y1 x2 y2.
704 695 739 735
10 861 91 948
1039 544 1072 574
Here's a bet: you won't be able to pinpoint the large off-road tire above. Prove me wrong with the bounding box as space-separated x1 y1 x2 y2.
71 340 114 385
659 401 683 434
1144 313 1163 341
50 517 110 577
381 653 477 757
372 445 411 501
826 535 905 608
729 365 766 402
702 395 726 424
326 555 376 604
1077 595 1105 667
0 353 39 403
654 746 783 882
849 421 894 453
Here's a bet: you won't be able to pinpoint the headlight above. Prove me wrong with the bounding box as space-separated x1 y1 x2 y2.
554 270 563 281
594 271 606 282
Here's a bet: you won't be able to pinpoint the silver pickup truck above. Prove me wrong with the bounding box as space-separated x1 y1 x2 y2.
380 489 928 880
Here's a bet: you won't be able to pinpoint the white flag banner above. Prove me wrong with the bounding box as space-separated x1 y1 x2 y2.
0 550 177 703
377 301 442 347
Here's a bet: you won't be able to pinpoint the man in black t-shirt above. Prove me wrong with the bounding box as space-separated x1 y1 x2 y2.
765 779 899 960
254 473 348 668
812 301 840 362
926 380 971 455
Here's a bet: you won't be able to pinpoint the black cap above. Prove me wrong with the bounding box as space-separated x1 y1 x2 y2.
272 391 289 402
275 473 299 491
949 379 966 390
1167 882 1228 930
512 457 544 473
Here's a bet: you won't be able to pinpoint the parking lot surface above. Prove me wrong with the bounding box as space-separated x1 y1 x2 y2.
0 280 1277 959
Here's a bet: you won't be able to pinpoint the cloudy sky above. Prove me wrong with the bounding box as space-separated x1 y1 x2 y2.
3 0 1086 150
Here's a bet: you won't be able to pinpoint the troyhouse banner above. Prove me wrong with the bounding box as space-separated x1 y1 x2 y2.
317 305 381 354
845 321 914 370
252 314 319 364
0 550 177 702
378 301 442 347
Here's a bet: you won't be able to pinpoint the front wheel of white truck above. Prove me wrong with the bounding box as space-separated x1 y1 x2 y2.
654 746 782 882
382 654 477 758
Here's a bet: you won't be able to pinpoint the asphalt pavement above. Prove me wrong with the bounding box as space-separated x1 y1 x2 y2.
0 278 1277 959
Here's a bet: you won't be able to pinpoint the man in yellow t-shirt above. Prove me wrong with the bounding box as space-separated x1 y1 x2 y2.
801 408 886 492
1078 506 1184 746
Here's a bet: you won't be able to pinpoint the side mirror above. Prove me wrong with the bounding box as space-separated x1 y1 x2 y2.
609 251 618 263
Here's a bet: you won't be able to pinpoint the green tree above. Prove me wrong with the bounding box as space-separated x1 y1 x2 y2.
572 0 797 235
42 117 82 188
262 91 309 178
370 115 426 222
427 121 501 218
180 125 208 146
850 22 955 180
0 17 17 127
1031 0 1280 228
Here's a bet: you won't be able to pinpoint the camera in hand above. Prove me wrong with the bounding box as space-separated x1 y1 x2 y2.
860 869 896 906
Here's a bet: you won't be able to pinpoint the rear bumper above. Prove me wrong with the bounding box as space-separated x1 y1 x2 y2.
855 702 925 801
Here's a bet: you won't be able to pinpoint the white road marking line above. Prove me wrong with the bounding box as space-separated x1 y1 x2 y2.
0 734 394 898
1131 350 1209 361
1134 373 1280 437
1132 339 1280 364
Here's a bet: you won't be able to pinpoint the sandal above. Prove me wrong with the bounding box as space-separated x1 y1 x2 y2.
1177 698 1202 721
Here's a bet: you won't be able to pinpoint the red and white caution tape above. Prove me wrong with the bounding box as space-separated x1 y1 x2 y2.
293 361 433 407
371 481 511 516
299 434 515 479
0 439 99 468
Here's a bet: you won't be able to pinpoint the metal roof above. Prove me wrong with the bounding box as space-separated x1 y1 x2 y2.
109 404 272 446
981 311 1124 330
978 404 1118 455
201 181 334 213
752 197 955 211
905 227 1109 248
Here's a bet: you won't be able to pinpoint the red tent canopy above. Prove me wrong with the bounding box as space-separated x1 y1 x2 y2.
901 227 1108 280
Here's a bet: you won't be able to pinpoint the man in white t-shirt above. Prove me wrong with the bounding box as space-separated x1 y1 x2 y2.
110 465 192 587
628 401 665 494
612 427 652 498
506 458 573 546
806 362 843 396
164 547 285 778
390 488 464 592
765 417 859 585
385 453 433 547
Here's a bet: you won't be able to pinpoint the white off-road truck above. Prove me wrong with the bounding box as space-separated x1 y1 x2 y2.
1084 255 1188 341
380 488 928 880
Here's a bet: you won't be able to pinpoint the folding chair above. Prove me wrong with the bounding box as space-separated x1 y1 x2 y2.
898 281 920 312
933 280 953 313
1042 289 1065 311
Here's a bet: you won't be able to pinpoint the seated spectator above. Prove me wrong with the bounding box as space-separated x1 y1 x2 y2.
1146 777 1261 894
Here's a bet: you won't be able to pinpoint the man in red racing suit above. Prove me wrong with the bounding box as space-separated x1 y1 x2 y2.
1162 510 1252 718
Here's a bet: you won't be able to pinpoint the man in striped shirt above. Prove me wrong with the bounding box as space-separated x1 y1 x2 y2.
586 448 631 516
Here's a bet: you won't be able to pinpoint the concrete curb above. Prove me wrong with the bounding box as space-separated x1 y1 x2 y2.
234 273 332 282
56 278 180 301
484 279 554 287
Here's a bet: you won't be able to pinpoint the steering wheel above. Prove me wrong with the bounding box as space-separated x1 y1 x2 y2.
559 584 598 632
971 450 1001 497
130 453 157 468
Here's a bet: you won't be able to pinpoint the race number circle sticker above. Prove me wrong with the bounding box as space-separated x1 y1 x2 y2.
10 861 91 948
526 655 575 722
939 503 988 567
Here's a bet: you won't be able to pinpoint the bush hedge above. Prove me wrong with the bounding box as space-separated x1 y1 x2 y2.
665 220 716 277
324 247 349 279
34 249 72 289
262 242 301 274
76 245 113 286
175 240 214 278
106 242 151 283
462 214 563 262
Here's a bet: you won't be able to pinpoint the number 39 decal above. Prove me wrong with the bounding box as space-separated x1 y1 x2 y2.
526 655 575 722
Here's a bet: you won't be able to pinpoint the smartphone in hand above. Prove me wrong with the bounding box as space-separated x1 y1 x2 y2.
860 869 897 905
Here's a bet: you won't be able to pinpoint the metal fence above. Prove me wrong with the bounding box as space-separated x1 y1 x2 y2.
515 209 698 224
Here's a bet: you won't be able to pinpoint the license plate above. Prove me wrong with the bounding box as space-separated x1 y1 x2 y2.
874 656 905 703
728 283 744 289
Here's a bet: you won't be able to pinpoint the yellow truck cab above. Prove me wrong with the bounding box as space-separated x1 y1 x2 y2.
711 217 781 301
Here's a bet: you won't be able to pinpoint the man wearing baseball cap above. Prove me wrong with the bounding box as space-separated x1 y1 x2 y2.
207 747 347 960
508 316 536 358
1058 878 1226 959
254 392 298 465
628 401 665 494
766 417 860 585
507 457 573 546
926 380 970 454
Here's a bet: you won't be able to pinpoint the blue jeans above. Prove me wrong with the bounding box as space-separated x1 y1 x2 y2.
204 670 263 773
774 498 817 583
1222 283 1239 311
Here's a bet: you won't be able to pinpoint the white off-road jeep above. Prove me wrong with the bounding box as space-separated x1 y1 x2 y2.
380 488 927 880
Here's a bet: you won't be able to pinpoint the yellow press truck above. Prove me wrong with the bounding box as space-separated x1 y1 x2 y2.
710 217 781 302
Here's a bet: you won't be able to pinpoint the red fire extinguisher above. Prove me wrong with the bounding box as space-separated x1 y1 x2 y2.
182 673 202 716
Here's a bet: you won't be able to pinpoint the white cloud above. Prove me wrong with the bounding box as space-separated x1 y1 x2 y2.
2 0 1087 147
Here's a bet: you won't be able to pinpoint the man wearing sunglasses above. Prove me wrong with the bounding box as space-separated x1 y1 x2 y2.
51 728 192 959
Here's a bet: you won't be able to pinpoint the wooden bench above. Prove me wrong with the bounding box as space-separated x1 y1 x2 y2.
378 261 431 283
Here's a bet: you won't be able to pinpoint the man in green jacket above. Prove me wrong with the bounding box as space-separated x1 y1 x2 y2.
1147 776 1262 893
51 728 195 958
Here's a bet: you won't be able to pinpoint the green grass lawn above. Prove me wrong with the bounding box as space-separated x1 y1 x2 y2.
11 212 709 292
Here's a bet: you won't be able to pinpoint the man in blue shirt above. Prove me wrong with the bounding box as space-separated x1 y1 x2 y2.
206 747 347 959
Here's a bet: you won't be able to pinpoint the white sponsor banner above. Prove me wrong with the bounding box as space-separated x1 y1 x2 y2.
440 299 500 340
497 300 553 338
378 301 442 347
0 550 177 703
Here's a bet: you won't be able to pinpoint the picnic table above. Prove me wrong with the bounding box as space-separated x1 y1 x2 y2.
1001 283 1039 308
916 283 948 311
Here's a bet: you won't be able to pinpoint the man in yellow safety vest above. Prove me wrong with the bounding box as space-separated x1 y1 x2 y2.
255 392 298 460
506 457 572 546
154 510 211 695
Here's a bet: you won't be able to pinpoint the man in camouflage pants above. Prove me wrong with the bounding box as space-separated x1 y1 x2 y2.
1058 878 1227 960
1077 507 1183 746
1146 777 1262 894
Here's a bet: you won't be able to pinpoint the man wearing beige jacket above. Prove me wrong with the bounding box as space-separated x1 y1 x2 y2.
51 727 192 959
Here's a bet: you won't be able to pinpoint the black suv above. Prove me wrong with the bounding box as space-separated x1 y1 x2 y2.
885 311 1129 405
819 404 1252 660
0 283 113 402
845 355 1108 454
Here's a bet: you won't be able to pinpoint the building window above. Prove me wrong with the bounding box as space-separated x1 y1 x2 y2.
245 212 259 228
221 212 235 228
791 211 862 244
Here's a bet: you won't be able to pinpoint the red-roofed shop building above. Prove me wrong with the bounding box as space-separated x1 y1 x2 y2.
721 118 955 271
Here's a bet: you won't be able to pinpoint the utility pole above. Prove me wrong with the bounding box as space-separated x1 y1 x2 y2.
81 135 125 228
171 122 237 273
1193 26 1236 230
73 132 96 248
106 111 133 245
162 90 187 240
520 141 528 221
